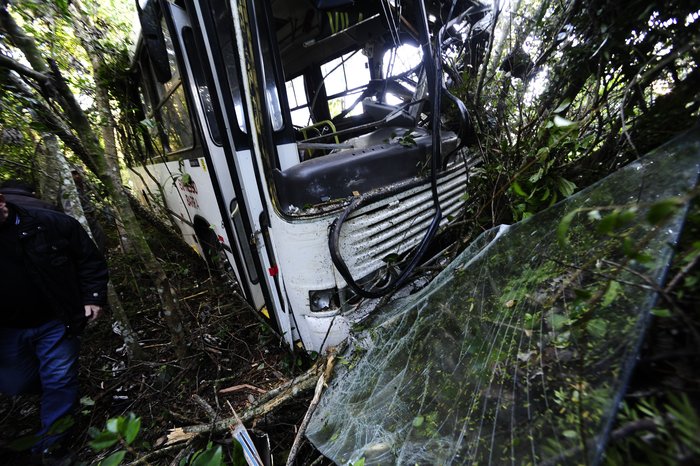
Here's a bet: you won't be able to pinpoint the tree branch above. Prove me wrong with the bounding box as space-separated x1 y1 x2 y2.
0 53 49 83
0 70 99 173
0 5 49 72
165 362 325 444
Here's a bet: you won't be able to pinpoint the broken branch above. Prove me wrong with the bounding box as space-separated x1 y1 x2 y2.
218 384 266 395
285 354 336 466
165 362 323 444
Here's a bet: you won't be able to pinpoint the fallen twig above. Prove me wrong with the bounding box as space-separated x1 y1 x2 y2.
285 354 336 466
192 394 218 421
165 361 323 444
124 443 185 466
219 384 267 395
665 251 700 293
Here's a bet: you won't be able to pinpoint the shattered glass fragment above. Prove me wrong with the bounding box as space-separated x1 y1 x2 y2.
307 131 700 465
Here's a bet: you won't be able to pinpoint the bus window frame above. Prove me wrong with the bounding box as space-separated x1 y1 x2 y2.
182 26 223 146
251 0 296 146
135 32 196 159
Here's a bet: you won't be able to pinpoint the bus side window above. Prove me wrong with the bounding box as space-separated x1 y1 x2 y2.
157 19 194 153
137 50 166 157
182 27 222 146
137 18 195 155
321 50 370 119
212 2 247 135
286 75 311 128
160 18 181 94
158 85 194 153
254 0 285 132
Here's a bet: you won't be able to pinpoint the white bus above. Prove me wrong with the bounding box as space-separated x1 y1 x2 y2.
128 0 490 352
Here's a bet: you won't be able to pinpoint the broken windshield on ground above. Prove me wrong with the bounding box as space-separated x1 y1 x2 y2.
307 131 700 465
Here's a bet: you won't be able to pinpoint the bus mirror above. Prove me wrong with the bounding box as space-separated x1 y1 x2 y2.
137 0 172 83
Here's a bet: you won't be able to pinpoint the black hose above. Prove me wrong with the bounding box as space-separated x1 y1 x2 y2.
327 0 450 299
439 5 476 167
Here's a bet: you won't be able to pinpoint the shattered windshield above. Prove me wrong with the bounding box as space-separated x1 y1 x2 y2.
307 132 700 465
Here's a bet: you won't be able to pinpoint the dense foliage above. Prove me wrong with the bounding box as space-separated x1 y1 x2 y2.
457 0 699 226
0 0 134 189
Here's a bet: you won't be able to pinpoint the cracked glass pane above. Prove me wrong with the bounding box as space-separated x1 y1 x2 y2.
307 131 700 465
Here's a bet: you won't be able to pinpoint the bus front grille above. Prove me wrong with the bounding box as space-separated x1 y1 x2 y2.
337 162 473 281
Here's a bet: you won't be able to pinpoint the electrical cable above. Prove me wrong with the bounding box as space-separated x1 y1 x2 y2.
327 0 450 299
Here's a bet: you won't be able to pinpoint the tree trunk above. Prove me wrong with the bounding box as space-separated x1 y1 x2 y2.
69 0 190 360
37 135 145 360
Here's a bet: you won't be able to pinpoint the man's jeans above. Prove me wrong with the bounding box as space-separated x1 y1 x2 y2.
0 320 80 450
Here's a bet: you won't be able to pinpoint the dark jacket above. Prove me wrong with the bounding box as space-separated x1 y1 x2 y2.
10 202 109 333
1 188 62 211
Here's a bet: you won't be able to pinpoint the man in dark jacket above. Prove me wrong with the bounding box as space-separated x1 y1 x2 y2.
0 192 108 457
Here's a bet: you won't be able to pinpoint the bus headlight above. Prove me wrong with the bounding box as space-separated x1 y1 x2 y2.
309 288 339 312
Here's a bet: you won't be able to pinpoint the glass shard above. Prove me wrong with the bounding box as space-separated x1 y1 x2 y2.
307 131 700 465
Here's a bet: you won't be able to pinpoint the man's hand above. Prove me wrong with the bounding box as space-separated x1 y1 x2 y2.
0 193 8 224
84 304 103 322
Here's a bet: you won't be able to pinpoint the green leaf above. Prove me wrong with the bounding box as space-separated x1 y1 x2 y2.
651 308 672 318
557 209 579 245
124 416 141 445
548 313 568 331
602 281 622 307
556 177 577 197
382 253 401 264
647 198 683 225
89 431 120 450
412 415 425 428
191 445 223 466
81 396 96 407
536 146 550 161
638 253 654 264
107 417 124 434
48 415 75 435
597 211 619 235
553 115 577 127
617 208 637 225
352 459 366 466
512 180 528 198
562 430 578 439
28 121 50 132
55 0 70 16
587 319 606 338
553 99 571 113
100 450 126 466
529 168 544 183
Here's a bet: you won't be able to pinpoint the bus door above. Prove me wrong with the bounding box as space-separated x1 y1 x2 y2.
164 1 295 346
